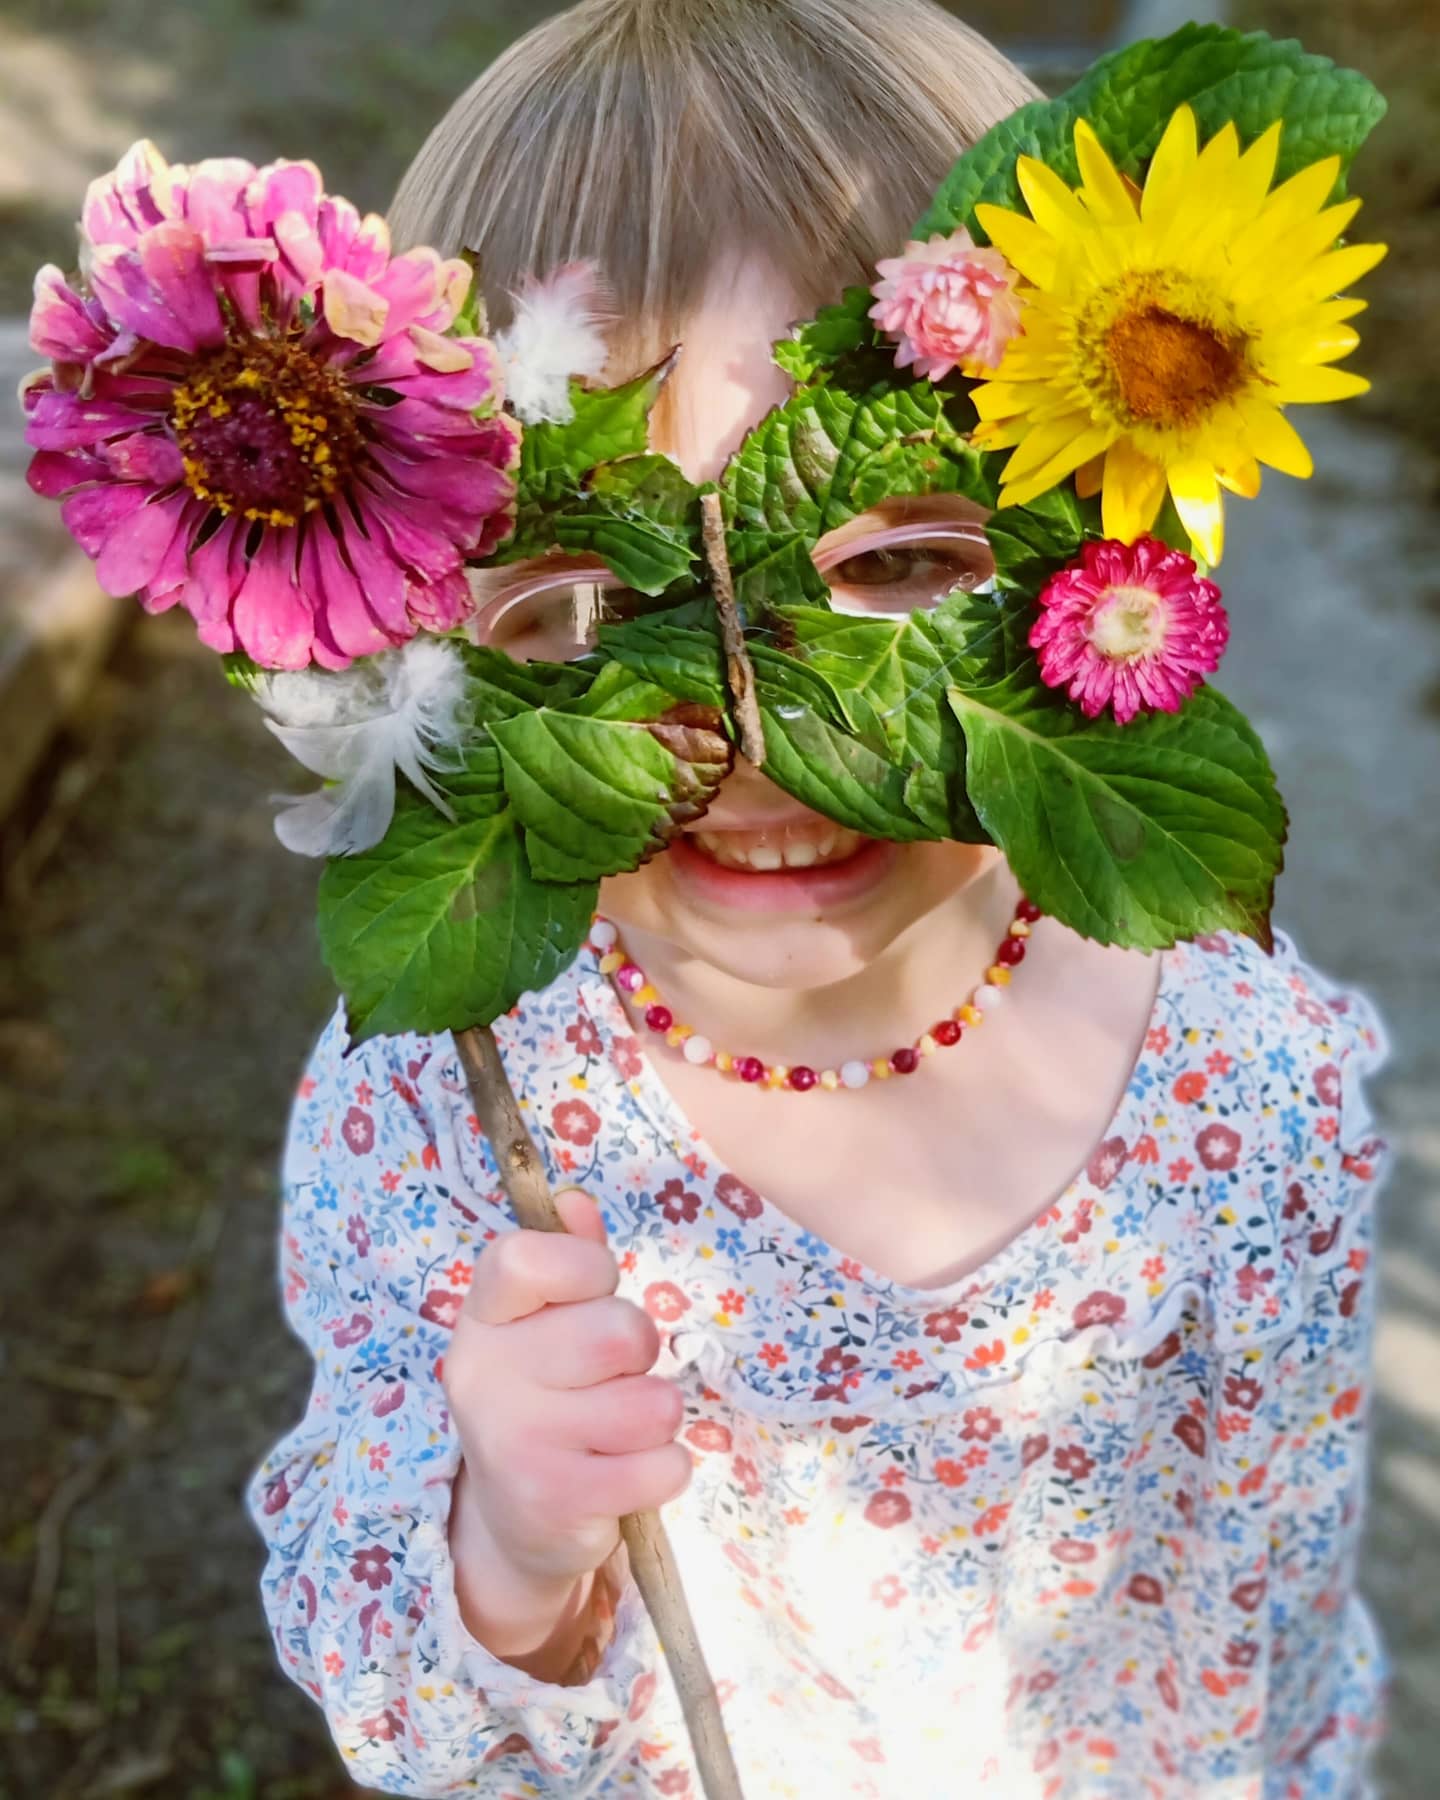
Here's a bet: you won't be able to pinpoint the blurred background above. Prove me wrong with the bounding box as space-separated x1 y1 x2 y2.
0 1 1435 1795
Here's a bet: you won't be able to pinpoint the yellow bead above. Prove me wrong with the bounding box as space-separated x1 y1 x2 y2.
599 951 624 975
960 1004 983 1027
987 965 1012 986
715 1052 734 1074
666 1025 693 1047
918 1033 939 1057
819 1069 840 1091
871 1058 892 1080
767 1065 790 1089
636 984 659 1005
1009 919 1031 938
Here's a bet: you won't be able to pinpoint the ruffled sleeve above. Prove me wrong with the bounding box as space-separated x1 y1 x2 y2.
245 1005 656 1796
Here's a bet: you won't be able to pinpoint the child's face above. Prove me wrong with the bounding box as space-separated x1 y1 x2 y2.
596 253 1002 988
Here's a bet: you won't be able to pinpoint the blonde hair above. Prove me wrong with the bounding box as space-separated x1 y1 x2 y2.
390 0 1038 368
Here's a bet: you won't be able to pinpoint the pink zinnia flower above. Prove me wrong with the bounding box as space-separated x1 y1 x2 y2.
24 140 518 670
869 229 1022 381
1029 536 1229 725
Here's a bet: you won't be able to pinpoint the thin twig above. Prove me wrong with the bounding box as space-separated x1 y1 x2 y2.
11 1438 122 1669
454 1024 744 1800
699 493 766 767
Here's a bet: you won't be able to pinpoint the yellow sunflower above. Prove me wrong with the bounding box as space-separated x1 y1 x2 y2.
969 105 1386 563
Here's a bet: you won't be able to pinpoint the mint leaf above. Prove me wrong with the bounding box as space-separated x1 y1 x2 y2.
318 753 594 1041
489 665 732 883
917 25 1385 244
461 645 595 724
948 665 1286 949
551 455 703 595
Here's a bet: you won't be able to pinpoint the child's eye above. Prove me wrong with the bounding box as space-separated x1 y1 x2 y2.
473 571 658 663
818 528 996 618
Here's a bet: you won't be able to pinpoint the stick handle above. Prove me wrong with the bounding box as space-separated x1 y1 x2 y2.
453 1025 745 1800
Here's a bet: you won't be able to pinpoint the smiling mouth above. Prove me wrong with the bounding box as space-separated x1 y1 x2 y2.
686 819 870 871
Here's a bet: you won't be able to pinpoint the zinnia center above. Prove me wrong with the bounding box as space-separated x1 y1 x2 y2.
1088 585 1167 661
1103 303 1249 429
171 338 364 528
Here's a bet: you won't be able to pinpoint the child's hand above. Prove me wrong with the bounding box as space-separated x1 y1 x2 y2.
444 1189 692 1602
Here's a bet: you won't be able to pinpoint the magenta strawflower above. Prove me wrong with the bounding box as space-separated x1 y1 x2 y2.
869 228 1022 381
1029 536 1230 725
24 140 518 670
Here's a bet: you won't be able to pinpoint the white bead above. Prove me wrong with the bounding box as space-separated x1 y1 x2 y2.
840 1059 871 1090
590 918 618 951
683 1034 714 1065
973 983 1004 1009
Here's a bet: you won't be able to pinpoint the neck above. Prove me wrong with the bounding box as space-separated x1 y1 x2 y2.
610 861 1022 1071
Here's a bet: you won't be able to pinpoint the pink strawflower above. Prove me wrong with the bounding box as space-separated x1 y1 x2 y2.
869 229 1023 381
1029 536 1230 725
24 140 518 670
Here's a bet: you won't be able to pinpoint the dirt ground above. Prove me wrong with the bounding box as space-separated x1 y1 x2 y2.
1 2 1436 1798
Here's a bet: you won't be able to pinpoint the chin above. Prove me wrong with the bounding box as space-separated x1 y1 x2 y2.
599 838 1000 991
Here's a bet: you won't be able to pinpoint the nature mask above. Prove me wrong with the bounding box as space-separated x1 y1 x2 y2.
23 23 1387 1050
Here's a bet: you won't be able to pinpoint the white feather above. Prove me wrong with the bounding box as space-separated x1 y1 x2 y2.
495 261 612 425
254 637 470 858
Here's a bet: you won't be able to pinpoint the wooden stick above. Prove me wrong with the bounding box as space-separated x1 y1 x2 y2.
453 1023 745 1800
699 493 766 768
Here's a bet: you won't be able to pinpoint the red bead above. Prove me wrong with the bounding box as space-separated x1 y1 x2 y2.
933 1019 962 1046
788 1065 817 1091
996 936 1027 966
737 1056 766 1083
890 1046 920 1074
616 962 646 993
644 1004 673 1033
1016 897 1042 923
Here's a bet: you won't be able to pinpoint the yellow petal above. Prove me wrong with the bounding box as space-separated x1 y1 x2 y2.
974 205 1059 288
1002 424 1113 501
1100 439 1168 544
1286 240 1388 305
1230 120 1283 220
1142 105 1199 225
1259 156 1342 232
1015 156 1093 239
1075 453 1105 499
1274 363 1372 403
1074 118 1138 226
1238 401 1314 478
972 379 1043 421
1168 461 1225 565
1215 451 1261 499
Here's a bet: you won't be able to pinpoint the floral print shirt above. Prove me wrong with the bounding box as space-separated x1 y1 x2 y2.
249 928 1390 1799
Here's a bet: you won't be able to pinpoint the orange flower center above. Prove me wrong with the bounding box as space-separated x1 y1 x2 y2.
170 338 363 528
1103 304 1249 430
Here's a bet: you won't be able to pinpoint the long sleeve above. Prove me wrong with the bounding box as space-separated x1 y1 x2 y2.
246 1005 656 1797
1257 977 1391 1797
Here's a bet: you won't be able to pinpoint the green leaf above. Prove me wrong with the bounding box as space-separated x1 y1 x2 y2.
460 646 595 724
773 286 878 383
599 599 729 708
317 753 595 1041
916 25 1386 244
748 642 934 841
489 666 733 883
221 650 266 694
451 250 487 340
947 664 1286 949
550 455 703 594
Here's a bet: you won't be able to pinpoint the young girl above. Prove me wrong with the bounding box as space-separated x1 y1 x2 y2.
247 2 1391 1794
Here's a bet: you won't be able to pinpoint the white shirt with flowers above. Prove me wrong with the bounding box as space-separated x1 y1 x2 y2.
249 927 1389 1799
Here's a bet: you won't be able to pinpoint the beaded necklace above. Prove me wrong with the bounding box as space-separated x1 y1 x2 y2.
590 898 1042 1093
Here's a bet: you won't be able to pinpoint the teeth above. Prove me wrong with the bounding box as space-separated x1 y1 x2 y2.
690 824 866 872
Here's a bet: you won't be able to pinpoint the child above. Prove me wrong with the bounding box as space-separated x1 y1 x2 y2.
248 2 1391 1794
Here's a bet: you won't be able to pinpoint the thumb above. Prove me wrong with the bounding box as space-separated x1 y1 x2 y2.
553 1187 607 1244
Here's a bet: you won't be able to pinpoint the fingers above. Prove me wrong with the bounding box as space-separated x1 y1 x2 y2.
505 1294 660 1389
553 1187 607 1245
570 1442 694 1520
541 1374 685 1455
464 1219 619 1326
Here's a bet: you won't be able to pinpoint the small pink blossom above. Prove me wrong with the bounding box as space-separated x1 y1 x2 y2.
1029 536 1230 725
869 229 1022 380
